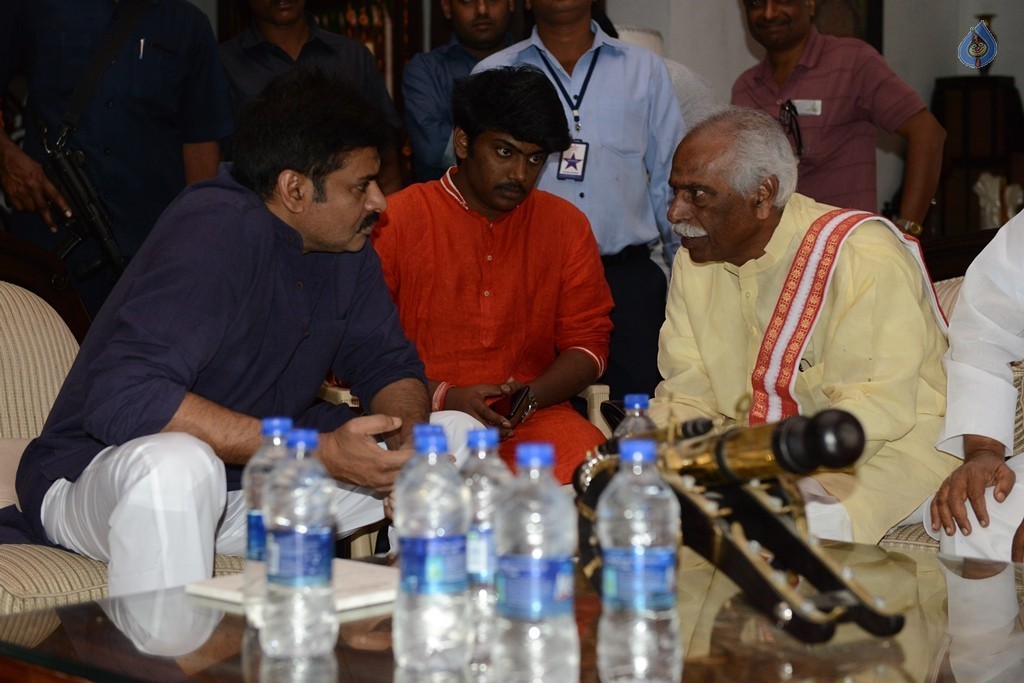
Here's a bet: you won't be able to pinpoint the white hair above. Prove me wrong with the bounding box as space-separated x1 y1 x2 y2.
688 106 798 208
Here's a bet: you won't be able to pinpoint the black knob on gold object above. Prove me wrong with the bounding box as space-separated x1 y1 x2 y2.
773 409 864 473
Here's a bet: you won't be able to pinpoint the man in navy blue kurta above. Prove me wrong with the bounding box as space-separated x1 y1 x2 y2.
10 68 467 597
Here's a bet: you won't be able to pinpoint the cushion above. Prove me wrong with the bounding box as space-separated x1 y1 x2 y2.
933 275 964 319
0 545 109 615
0 282 79 440
878 523 939 553
0 606 60 648
0 545 244 616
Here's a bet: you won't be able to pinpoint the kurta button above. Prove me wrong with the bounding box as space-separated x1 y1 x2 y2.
579 192 585 198
483 290 490 297
486 255 493 262
106 100 114 108
296 281 303 288
744 291 751 299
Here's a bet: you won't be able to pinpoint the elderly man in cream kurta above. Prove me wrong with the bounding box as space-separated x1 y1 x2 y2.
651 107 957 543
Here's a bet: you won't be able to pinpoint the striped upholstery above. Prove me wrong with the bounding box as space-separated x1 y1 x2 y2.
932 275 964 320
0 282 79 439
0 604 61 648
0 538 245 617
0 282 243 615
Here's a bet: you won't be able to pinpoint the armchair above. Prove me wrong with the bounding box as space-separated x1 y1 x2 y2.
0 281 242 616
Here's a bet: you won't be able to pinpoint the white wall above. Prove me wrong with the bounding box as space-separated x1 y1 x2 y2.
605 0 1024 214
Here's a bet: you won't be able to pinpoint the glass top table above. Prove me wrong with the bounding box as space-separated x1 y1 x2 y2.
0 542 1019 682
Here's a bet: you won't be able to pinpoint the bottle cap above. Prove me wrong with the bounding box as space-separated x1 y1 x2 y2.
516 442 554 469
413 424 448 454
467 427 499 450
623 394 650 410
286 428 319 451
619 438 657 464
260 416 293 437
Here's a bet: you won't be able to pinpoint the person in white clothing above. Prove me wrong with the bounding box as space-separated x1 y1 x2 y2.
928 209 1024 561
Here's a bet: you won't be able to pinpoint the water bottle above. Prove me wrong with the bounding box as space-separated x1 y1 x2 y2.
596 438 683 682
614 393 658 439
260 429 339 657
259 654 338 683
243 416 293 627
461 427 512 673
492 443 579 681
392 424 471 672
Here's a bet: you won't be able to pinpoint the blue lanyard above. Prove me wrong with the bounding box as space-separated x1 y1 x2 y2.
537 45 602 134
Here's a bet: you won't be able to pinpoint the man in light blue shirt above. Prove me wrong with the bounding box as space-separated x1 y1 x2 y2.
402 0 514 182
473 0 685 400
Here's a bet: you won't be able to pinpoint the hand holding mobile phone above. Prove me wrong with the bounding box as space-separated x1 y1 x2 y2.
488 386 533 427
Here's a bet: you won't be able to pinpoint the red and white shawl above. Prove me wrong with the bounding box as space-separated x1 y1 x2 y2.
748 209 946 425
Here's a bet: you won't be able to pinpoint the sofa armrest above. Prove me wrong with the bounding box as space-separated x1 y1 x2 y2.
579 384 612 438
0 439 29 511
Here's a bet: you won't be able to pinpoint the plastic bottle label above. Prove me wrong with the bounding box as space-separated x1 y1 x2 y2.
399 536 468 595
496 555 574 619
466 526 495 584
246 510 265 562
601 546 677 611
265 528 333 587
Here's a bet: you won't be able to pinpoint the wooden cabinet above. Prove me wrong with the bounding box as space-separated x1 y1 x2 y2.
928 75 1024 237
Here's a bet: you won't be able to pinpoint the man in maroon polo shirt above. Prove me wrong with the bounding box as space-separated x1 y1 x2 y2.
732 0 946 236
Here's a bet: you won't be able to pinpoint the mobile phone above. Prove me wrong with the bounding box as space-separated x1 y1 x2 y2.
488 386 532 426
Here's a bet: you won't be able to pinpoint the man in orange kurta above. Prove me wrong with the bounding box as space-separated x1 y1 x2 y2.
372 65 613 482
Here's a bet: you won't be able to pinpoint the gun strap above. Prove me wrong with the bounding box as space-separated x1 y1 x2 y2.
58 0 150 146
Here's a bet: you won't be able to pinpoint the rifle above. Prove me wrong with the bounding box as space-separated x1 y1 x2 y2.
30 0 148 283
43 126 127 281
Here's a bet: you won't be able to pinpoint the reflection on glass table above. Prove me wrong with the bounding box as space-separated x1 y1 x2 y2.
0 543 1021 682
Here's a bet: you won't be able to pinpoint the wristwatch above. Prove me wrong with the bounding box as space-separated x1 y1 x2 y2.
895 217 924 237
520 387 538 423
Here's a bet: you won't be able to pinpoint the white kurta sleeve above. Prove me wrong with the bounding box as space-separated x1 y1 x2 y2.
938 211 1024 458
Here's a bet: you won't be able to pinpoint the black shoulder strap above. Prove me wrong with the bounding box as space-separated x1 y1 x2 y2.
58 0 150 145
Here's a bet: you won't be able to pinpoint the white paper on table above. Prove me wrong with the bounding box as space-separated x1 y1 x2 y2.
185 558 398 614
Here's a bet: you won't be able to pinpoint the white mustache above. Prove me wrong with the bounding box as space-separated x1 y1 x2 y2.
672 222 708 238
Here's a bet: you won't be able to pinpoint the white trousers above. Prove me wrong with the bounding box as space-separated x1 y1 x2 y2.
799 476 855 543
41 411 480 597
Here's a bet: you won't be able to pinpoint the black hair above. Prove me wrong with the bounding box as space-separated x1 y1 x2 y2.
451 65 571 154
591 5 619 39
231 65 394 199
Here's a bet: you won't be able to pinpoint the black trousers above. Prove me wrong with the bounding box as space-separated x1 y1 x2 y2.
600 248 668 401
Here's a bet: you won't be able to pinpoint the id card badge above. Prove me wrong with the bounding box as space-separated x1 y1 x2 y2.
792 99 822 116
557 140 589 181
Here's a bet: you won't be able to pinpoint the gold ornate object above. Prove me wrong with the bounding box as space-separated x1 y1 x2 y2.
574 409 905 644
